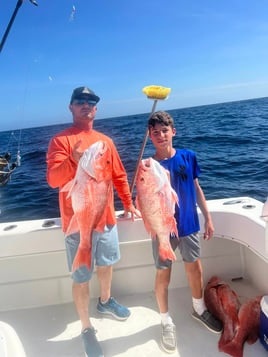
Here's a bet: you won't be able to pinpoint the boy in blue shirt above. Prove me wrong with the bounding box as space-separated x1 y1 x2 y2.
148 111 222 353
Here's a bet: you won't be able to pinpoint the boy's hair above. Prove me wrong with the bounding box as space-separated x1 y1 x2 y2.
148 111 174 129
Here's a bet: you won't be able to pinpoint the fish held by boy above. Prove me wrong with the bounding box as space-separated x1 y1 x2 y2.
61 140 113 272
135 157 179 261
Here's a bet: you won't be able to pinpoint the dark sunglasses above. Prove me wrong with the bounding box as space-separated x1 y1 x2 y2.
73 99 97 106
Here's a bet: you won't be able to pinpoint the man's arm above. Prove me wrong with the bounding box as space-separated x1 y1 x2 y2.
109 142 140 220
46 137 77 188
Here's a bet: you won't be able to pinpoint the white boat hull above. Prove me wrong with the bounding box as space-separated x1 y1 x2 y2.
0 196 267 311
0 197 267 356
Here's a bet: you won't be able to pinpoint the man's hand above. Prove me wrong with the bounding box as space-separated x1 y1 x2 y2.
72 140 84 163
124 203 142 221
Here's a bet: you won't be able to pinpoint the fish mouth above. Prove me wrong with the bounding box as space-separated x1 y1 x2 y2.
138 159 152 179
141 157 152 169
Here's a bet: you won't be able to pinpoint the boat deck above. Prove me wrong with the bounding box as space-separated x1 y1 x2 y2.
1 279 267 357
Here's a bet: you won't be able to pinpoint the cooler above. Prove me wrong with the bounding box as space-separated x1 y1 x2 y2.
260 296 268 351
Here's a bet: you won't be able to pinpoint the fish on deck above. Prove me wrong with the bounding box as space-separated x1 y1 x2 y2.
205 276 264 357
220 295 263 357
61 140 113 272
135 157 179 262
204 276 240 348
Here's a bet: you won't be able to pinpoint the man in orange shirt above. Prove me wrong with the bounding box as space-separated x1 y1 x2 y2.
47 86 139 357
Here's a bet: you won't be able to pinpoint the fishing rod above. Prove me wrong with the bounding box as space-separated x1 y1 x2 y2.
0 0 38 54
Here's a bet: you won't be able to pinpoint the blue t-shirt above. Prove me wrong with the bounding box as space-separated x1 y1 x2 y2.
159 149 200 237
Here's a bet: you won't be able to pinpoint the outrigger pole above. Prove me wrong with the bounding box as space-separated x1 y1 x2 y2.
130 85 171 194
0 0 38 54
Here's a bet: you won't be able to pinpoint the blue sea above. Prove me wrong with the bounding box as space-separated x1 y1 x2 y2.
0 97 267 223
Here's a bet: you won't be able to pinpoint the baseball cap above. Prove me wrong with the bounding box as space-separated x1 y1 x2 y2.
70 86 100 104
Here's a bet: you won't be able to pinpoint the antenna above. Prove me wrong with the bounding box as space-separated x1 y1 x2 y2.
0 0 38 53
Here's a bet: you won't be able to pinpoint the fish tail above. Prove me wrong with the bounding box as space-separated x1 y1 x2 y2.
159 244 176 262
72 247 91 272
219 339 243 357
218 329 234 350
218 333 226 350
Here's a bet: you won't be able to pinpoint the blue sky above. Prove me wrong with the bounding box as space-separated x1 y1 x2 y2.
1 0 268 130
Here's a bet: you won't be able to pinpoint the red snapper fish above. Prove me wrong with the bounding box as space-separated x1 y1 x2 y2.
62 140 112 272
220 295 263 357
135 157 179 261
204 276 240 347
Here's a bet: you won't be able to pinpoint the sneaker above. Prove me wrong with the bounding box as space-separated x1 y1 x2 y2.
81 327 104 357
192 309 222 333
97 297 130 320
160 323 177 354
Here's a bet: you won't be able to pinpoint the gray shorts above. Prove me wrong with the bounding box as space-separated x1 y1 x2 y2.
65 224 120 283
152 232 200 269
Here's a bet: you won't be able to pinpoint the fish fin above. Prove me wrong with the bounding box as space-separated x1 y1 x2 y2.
61 179 77 199
139 224 156 239
171 187 179 207
65 215 79 236
171 218 179 239
61 179 74 192
95 185 112 232
145 224 157 238
135 196 140 211
72 247 91 272
95 212 107 233
150 232 157 240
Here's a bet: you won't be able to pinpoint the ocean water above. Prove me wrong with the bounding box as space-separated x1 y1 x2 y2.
0 97 267 223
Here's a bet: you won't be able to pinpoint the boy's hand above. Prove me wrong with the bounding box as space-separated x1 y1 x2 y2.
203 218 214 240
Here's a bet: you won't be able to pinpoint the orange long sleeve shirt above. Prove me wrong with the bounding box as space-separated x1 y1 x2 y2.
46 126 133 233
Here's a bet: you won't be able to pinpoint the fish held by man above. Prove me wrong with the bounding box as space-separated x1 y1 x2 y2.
204 276 240 348
135 157 179 261
61 140 113 272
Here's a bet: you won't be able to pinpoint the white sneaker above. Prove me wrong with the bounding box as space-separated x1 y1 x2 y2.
160 323 177 353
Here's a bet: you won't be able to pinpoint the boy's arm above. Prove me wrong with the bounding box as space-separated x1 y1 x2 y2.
194 178 214 240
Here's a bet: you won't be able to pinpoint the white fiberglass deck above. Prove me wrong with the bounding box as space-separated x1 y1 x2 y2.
0 280 267 357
